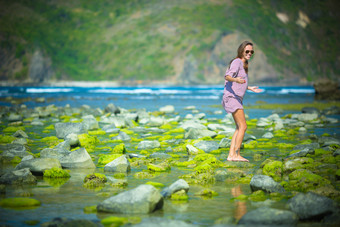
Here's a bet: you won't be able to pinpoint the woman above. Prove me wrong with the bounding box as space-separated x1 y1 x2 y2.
222 41 262 162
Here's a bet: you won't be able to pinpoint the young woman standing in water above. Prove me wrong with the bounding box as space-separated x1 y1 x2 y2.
222 41 262 162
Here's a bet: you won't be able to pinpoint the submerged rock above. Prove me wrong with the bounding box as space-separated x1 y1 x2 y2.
250 175 285 193
97 184 163 214
238 207 298 225
111 131 131 141
0 144 30 159
132 217 195 227
286 148 315 158
137 140 161 150
0 168 37 185
288 192 336 220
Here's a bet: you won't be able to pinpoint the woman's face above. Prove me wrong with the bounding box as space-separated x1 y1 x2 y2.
242 45 254 61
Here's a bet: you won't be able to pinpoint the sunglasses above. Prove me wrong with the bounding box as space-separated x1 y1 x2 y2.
245 50 254 54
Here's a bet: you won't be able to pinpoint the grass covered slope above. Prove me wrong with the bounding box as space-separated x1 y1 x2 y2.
0 0 339 84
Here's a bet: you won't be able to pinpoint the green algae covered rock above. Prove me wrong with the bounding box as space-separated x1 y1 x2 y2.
97 154 123 166
101 216 141 226
134 171 155 179
78 134 100 152
249 190 267 202
0 135 16 144
170 189 189 201
284 169 331 192
172 160 196 167
43 167 71 178
146 181 164 188
263 161 283 182
0 197 41 208
83 205 97 213
112 143 126 154
3 126 25 133
180 171 215 185
147 162 171 172
195 188 218 197
83 173 107 189
284 157 315 173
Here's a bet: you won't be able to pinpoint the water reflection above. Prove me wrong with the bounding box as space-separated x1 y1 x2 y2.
231 185 247 220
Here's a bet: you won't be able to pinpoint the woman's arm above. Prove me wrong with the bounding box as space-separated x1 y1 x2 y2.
225 75 246 84
247 86 263 93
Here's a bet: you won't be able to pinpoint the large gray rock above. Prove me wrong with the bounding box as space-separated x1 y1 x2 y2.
15 158 61 174
0 144 30 159
137 140 161 150
55 122 87 139
0 168 37 185
8 113 23 122
184 128 217 139
65 133 80 146
81 115 99 130
147 116 165 127
186 144 200 155
250 175 285 193
207 124 231 131
301 107 320 114
288 192 336 220
111 131 131 141
59 148 95 168
97 184 163 214
40 141 71 160
194 141 219 153
104 155 131 173
161 179 189 197
238 207 298 226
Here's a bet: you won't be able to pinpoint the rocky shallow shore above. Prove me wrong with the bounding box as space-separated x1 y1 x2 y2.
0 102 339 226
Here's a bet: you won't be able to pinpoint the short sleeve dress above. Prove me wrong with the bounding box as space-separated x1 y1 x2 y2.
221 58 248 113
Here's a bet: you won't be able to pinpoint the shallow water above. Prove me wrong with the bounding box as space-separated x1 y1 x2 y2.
0 85 339 226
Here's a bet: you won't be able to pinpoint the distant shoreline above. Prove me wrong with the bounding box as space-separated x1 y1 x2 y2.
0 80 314 87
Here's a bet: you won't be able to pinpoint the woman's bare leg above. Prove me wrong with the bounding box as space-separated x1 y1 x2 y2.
231 109 249 162
227 126 239 161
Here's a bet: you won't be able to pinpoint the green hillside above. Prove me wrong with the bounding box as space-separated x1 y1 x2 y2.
0 0 339 85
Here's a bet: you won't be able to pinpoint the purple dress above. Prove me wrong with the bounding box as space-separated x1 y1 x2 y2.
221 58 248 113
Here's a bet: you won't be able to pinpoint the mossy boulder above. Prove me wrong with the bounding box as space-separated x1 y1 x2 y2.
3 126 25 133
0 135 16 144
112 143 126 154
195 188 218 197
180 171 215 185
146 181 164 188
101 216 141 226
43 167 71 178
170 189 189 201
83 205 97 213
78 134 100 152
0 197 41 208
248 190 267 202
83 173 107 189
97 154 123 166
283 157 315 173
263 161 283 182
284 169 331 192
147 162 171 172
134 171 155 179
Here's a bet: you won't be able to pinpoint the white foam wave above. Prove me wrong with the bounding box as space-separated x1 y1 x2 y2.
89 88 192 95
26 88 74 93
275 88 315 94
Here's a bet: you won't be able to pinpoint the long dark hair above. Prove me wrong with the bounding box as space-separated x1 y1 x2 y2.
228 41 253 73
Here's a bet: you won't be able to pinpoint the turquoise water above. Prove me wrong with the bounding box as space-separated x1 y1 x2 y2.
0 85 338 226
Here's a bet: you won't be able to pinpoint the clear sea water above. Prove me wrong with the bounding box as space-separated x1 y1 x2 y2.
0 85 338 227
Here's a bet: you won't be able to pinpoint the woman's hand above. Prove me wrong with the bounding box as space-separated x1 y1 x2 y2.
248 86 263 93
235 77 246 84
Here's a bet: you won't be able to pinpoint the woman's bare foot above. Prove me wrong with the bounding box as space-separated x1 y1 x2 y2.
233 156 249 162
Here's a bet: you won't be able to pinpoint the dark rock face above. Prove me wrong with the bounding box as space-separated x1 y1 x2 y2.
28 49 53 83
313 78 340 100
0 168 37 185
288 192 336 220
